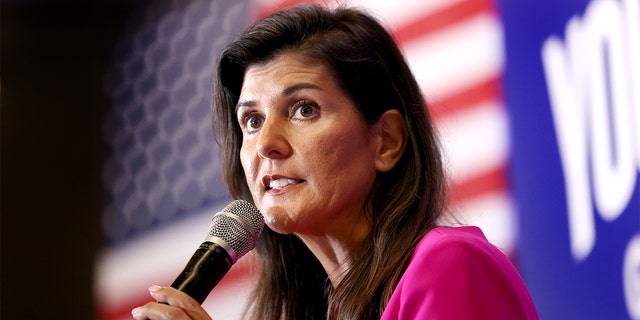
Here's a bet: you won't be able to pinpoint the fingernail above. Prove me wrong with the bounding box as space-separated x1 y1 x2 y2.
149 285 162 292
131 307 141 316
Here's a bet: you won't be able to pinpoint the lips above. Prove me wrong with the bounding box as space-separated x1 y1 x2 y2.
262 175 305 191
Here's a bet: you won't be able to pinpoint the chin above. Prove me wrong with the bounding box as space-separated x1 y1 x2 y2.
262 206 297 235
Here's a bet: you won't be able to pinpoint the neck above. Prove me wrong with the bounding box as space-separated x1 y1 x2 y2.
296 213 370 287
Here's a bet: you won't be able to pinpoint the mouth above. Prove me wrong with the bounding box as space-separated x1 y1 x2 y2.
263 175 305 191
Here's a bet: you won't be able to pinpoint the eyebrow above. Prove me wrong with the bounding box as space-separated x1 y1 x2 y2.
236 82 322 111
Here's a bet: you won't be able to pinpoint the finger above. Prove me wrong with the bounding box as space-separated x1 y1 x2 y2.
147 285 211 320
131 301 191 320
148 285 200 309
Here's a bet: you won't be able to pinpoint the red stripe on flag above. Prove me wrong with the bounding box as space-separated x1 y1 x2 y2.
447 165 508 205
393 0 496 46
99 256 258 320
427 75 503 120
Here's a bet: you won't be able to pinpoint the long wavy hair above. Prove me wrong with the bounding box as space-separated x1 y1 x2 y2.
213 4 446 319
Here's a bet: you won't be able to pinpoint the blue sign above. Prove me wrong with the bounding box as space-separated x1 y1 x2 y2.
499 0 640 319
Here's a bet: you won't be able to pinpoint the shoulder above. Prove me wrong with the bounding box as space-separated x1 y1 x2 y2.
404 226 517 289
412 226 507 269
381 226 539 320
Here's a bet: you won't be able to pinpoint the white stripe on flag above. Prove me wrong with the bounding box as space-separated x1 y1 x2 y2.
436 100 509 184
402 13 504 100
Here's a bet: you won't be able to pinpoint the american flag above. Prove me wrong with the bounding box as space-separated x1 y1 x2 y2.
96 0 513 318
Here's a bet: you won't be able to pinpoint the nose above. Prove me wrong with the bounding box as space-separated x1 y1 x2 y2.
256 117 292 159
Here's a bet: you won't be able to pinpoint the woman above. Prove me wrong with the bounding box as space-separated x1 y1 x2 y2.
132 4 538 320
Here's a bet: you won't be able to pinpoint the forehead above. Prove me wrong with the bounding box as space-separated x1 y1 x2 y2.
241 52 336 92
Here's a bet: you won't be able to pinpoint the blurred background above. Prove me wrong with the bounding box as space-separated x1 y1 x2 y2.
2 0 638 319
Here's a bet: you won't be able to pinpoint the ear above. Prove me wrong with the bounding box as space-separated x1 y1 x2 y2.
373 109 408 172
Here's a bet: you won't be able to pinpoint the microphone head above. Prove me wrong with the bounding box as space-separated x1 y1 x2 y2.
206 200 264 262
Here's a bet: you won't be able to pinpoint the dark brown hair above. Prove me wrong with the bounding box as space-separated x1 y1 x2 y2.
213 4 446 319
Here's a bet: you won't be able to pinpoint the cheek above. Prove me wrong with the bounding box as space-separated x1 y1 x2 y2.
239 144 257 184
303 136 341 168
239 147 249 171
310 132 374 179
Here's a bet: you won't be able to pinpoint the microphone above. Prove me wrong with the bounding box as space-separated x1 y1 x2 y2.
169 199 264 304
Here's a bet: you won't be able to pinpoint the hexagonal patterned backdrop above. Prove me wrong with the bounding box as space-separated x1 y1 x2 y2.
102 0 249 245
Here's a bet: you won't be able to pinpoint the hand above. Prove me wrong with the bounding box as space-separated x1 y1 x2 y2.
131 285 213 320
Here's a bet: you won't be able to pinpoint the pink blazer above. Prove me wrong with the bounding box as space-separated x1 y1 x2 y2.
380 226 539 320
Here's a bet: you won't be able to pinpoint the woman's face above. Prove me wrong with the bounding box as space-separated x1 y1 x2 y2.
237 52 380 236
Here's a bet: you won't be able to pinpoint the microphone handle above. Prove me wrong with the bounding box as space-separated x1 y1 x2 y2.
170 241 233 304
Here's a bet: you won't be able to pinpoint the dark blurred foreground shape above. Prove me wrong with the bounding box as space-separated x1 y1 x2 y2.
1 1 138 318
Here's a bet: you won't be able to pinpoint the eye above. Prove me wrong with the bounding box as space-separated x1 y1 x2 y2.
292 100 319 119
248 115 263 129
239 112 263 132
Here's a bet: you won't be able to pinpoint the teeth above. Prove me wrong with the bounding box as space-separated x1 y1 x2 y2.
269 178 298 190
